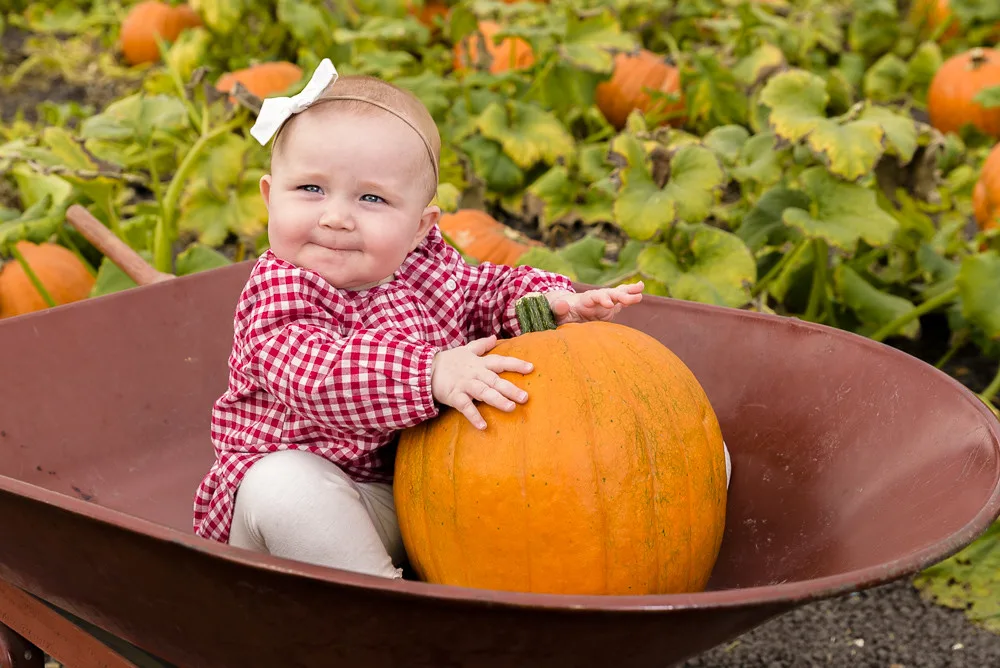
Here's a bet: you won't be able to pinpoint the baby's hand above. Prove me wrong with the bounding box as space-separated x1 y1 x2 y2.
545 281 644 325
431 335 533 430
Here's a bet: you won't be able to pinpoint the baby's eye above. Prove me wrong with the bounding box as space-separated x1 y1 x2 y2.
298 185 322 194
360 194 385 204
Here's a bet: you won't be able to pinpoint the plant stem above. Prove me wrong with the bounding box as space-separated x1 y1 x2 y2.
979 361 1000 406
751 238 808 298
870 285 960 343
10 245 56 308
934 334 967 370
156 117 244 273
56 225 97 277
803 239 827 322
515 294 558 333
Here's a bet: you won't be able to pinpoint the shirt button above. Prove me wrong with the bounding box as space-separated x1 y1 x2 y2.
444 278 458 291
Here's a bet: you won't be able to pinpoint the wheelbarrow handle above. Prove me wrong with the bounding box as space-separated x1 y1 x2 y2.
65 205 175 288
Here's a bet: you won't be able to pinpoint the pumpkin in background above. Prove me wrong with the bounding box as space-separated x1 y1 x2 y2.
438 209 541 266
973 143 1000 232
408 0 449 29
394 295 729 596
927 48 1000 138
0 242 95 318
595 49 686 129
452 21 535 74
215 62 305 100
120 1 202 65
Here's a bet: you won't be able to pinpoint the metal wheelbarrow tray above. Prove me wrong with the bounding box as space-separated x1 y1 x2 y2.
0 254 997 667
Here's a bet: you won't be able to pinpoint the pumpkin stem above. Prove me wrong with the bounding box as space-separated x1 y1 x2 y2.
970 47 987 68
515 293 558 334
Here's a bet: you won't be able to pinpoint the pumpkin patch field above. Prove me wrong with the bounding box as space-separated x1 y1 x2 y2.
2 0 1000 663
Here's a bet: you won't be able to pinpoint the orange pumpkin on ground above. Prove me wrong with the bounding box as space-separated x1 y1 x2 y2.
120 1 202 65
927 48 1000 138
394 294 729 595
215 62 305 100
595 49 686 129
973 143 1000 232
438 209 541 266
0 242 96 318
452 21 535 74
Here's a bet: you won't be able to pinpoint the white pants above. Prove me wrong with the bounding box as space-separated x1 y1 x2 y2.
229 443 732 580
229 449 405 579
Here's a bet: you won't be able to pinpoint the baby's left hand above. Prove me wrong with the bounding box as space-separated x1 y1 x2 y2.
545 281 644 325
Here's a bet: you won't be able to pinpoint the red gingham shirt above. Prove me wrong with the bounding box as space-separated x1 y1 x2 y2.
192 225 575 543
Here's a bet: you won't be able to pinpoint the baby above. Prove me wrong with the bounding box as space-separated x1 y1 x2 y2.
192 59 646 579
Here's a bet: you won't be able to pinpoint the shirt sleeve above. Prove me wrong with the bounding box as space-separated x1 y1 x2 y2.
237 274 440 435
455 250 577 340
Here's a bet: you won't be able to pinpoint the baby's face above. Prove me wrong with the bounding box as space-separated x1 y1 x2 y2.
260 105 439 290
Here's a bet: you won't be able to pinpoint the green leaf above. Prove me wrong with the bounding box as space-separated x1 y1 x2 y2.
915 519 1000 634
178 172 268 247
783 167 899 252
973 85 1000 110
636 223 756 308
956 252 1000 339
90 254 142 297
191 0 244 35
609 135 724 240
79 94 188 145
758 70 829 143
834 264 919 339
459 135 524 193
847 0 899 59
859 106 918 163
683 48 749 132
277 0 335 47
476 101 576 170
862 53 908 103
165 28 211 81
738 186 810 251
534 63 605 118
175 244 233 276
557 8 638 72
732 43 786 88
730 132 785 186
702 125 750 166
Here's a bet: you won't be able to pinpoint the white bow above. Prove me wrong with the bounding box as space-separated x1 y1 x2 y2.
250 58 339 145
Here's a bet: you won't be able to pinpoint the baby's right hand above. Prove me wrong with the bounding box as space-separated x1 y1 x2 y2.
431 335 533 430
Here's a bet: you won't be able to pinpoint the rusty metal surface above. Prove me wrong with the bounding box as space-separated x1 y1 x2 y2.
0 261 997 667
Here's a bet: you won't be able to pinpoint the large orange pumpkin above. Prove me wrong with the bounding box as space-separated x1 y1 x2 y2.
120 1 202 65
452 21 535 74
0 241 95 318
595 49 686 130
928 48 1000 138
394 295 729 596
438 209 541 266
215 61 305 100
973 143 1000 232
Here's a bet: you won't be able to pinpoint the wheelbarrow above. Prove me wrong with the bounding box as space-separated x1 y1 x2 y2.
0 204 997 668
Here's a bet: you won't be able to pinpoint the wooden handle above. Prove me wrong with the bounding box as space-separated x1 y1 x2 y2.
65 205 174 287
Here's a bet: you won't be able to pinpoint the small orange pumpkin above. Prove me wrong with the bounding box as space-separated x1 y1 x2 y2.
438 209 541 266
928 48 1000 138
595 49 686 130
407 0 449 29
395 294 728 595
0 241 95 318
215 61 305 100
973 143 1000 232
120 1 202 65
452 21 535 74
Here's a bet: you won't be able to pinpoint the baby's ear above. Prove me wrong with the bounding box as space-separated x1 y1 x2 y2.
259 174 273 210
412 204 441 250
